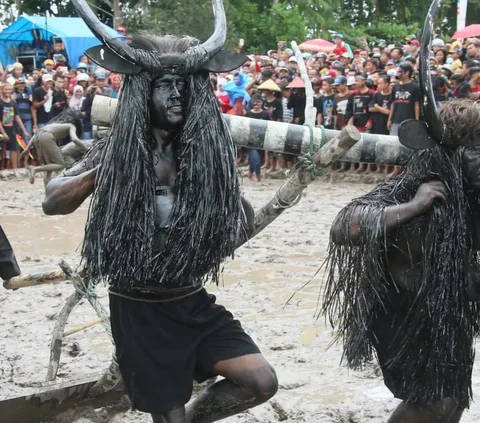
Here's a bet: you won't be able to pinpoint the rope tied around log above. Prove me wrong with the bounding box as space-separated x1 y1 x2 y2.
298 123 326 177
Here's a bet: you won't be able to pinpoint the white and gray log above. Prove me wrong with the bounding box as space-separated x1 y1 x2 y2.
91 96 413 166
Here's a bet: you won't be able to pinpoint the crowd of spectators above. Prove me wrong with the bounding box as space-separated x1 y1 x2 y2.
0 34 479 177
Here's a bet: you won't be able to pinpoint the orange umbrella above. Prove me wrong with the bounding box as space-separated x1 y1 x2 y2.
452 24 480 39
287 77 305 89
298 38 334 53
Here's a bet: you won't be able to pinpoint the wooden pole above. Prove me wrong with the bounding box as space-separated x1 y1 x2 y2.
46 291 82 382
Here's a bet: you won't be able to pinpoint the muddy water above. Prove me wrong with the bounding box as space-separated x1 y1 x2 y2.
1 176 480 423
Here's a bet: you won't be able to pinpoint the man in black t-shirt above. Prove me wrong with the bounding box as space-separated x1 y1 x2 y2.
345 74 374 131
51 74 69 118
332 76 350 130
32 74 54 131
388 62 420 136
315 77 335 129
368 75 392 135
346 74 374 173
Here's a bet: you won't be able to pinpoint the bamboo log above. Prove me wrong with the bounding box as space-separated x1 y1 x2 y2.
46 291 82 382
91 96 411 166
64 317 104 337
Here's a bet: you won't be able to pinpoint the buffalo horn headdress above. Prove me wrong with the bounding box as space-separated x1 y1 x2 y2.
72 0 247 75
398 0 455 150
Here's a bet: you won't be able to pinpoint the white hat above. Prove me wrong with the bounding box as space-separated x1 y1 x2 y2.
346 76 356 86
76 73 90 82
432 38 445 47
42 74 53 82
387 69 397 77
288 56 298 63
441 64 453 73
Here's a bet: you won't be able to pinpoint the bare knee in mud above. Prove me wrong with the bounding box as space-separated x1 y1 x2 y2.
388 399 463 423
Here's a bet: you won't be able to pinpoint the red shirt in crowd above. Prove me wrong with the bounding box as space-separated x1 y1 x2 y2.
333 45 347 56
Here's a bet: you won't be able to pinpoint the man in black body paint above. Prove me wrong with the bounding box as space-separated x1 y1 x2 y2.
41 1 278 422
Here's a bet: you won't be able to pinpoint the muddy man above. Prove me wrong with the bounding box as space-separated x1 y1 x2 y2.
20 109 88 188
41 1 277 422
323 2 480 422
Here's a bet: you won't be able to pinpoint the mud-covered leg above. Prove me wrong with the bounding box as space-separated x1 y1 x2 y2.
186 354 277 423
448 408 464 423
388 399 460 423
152 406 187 423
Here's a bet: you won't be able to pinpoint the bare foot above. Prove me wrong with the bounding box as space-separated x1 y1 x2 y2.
27 166 35 184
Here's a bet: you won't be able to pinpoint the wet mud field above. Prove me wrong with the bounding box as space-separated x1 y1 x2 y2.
2 171 480 423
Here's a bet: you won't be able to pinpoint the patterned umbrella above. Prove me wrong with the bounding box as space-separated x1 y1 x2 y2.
452 24 480 39
298 38 334 52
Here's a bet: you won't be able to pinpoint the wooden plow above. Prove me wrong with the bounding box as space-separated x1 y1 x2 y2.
0 42 365 422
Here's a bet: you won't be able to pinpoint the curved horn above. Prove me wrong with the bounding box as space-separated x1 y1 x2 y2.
72 0 137 64
191 0 227 61
419 0 454 147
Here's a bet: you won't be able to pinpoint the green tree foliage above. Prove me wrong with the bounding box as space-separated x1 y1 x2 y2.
1 0 479 52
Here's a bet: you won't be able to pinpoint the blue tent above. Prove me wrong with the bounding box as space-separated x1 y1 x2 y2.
0 16 120 69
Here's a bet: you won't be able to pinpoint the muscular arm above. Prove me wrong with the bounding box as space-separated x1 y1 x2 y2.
330 202 420 246
331 181 447 246
42 167 97 215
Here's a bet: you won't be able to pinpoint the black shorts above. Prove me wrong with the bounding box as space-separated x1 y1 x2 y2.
109 288 260 414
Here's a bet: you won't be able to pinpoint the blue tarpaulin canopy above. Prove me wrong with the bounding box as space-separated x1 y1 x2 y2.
0 16 120 69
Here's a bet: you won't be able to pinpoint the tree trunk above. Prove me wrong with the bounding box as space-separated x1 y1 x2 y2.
113 0 122 27
375 0 380 18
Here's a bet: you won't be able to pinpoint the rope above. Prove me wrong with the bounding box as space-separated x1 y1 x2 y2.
298 123 325 177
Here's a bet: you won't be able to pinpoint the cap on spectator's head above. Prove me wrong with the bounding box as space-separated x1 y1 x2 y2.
44 59 54 66
288 56 298 63
316 52 327 59
116 26 127 34
399 62 414 73
346 76 356 86
332 60 343 68
96 72 107 80
408 39 420 47
14 77 26 84
279 66 289 72
387 69 397 77
302 53 312 60
77 73 90 82
333 75 347 86
386 60 395 66
327 69 337 78
441 64 453 72
311 77 322 86
77 62 88 69
284 48 293 56
432 38 445 47
334 33 344 39
12 62 23 69
42 74 53 82
341 52 351 59
404 56 416 64
372 53 382 59
355 73 367 80
257 79 281 92
353 49 360 56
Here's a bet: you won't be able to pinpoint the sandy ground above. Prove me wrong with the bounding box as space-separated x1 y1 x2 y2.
2 171 480 423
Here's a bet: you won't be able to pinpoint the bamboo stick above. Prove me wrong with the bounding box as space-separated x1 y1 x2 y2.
63 317 104 337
